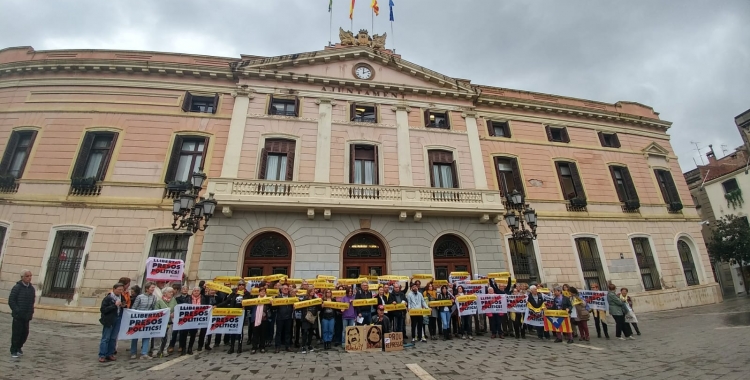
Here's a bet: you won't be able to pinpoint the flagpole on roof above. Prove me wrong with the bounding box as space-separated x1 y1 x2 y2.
329 0 333 46
389 0 395 53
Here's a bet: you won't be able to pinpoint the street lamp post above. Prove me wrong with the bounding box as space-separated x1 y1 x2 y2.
171 171 218 235
503 190 538 244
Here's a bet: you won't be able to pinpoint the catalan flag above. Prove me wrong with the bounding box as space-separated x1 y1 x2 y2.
543 309 572 333
350 0 355 19
371 0 379 16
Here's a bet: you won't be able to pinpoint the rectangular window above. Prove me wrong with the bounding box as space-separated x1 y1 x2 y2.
598 132 621 148
545 126 570 143
146 234 189 286
428 150 457 188
350 104 377 123
575 237 606 290
0 226 6 262
0 130 37 179
654 169 681 205
43 230 88 299
350 145 378 185
609 165 639 203
265 153 288 181
425 110 450 129
258 139 295 194
555 161 585 200
72 132 118 181
508 238 539 283
632 237 662 291
487 121 511 138
181 92 219 114
269 97 299 117
165 136 208 184
722 178 739 194
495 157 524 197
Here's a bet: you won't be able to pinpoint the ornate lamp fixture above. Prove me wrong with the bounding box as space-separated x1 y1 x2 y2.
171 171 218 235
503 190 538 244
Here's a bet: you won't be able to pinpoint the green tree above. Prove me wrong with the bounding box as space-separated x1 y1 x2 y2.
706 214 750 294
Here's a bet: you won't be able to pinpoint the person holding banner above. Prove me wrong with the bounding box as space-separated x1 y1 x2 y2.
341 287 357 343
607 283 633 340
198 288 218 351
423 283 439 340
620 288 641 336
177 287 204 355
273 284 295 353
549 287 574 344
527 285 547 340
250 287 272 354
298 288 320 353
355 282 374 325
130 282 157 359
436 285 454 341
406 283 429 342
155 287 178 356
320 289 337 350
219 279 252 354
98 282 125 363
589 283 610 339
569 287 590 341
390 283 407 339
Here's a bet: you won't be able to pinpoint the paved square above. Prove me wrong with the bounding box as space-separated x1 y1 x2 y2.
1 298 749 380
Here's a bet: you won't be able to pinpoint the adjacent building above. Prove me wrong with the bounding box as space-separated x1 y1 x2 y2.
0 35 720 323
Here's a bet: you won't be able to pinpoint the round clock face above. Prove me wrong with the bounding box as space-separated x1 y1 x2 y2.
355 65 372 80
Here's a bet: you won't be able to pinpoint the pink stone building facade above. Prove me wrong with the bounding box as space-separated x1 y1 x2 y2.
0 43 720 323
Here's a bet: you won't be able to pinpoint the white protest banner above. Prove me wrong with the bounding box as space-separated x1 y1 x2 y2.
462 283 486 295
579 290 609 311
145 257 184 282
478 294 506 314
524 305 545 327
118 308 170 340
506 294 528 313
449 272 470 284
456 295 478 316
172 304 212 331
206 308 244 335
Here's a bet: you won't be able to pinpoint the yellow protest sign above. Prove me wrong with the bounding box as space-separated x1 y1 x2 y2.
305 278 318 283
537 288 551 294
263 274 287 282
316 275 336 281
294 298 323 309
449 271 470 277
469 279 489 285
313 281 335 289
409 308 431 316
267 289 279 296
242 297 272 306
429 300 453 308
487 272 510 278
493 277 517 285
384 303 407 311
211 308 243 316
352 298 378 307
456 295 478 302
331 290 346 297
271 297 298 306
544 309 569 318
204 282 232 294
213 276 242 285
432 280 449 286
364 275 380 282
337 279 361 286
378 275 409 281
284 278 303 285
323 301 350 310
411 274 434 280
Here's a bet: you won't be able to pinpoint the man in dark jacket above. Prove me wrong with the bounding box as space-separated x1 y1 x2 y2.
9 270 35 358
355 282 374 325
390 283 407 339
550 286 574 344
273 284 294 353
98 282 125 362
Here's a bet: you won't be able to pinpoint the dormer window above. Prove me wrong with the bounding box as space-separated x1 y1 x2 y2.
268 96 299 117
425 111 450 129
350 104 377 123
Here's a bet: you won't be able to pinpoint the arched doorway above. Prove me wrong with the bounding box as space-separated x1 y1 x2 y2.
342 233 387 279
243 232 292 277
677 240 700 286
433 234 472 280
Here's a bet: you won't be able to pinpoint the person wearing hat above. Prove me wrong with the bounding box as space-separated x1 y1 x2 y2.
218 279 252 354
372 305 391 333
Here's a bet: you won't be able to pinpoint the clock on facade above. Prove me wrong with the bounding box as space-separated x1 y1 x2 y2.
353 63 374 80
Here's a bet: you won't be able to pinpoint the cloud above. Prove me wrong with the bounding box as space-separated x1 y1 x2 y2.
1 0 749 170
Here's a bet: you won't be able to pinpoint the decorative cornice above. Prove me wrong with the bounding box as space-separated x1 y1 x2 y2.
232 85 254 98
391 105 411 112
315 97 334 105
0 59 235 81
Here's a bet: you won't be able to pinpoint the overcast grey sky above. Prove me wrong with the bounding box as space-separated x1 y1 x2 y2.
1 0 748 171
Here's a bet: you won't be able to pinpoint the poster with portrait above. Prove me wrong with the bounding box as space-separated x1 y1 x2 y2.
345 326 364 352
364 325 383 352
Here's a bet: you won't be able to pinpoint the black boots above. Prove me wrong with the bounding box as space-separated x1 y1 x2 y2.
227 342 235 354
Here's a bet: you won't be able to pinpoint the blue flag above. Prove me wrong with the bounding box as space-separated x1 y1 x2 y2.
389 0 394 21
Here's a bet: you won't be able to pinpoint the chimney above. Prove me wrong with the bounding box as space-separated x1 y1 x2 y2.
706 144 717 165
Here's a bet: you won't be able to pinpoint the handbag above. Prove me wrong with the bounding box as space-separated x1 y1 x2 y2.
305 310 316 324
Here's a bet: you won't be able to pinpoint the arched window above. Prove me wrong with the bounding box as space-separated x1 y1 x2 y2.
677 240 699 286
343 233 386 279
243 232 292 277
433 234 472 280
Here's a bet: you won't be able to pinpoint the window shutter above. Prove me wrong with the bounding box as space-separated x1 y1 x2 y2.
545 126 553 141
569 162 586 199
350 103 356 121
598 132 606 147
562 127 570 143
663 170 680 204
212 93 219 114
621 166 638 202
199 137 209 171
267 95 275 115
612 133 621 148
164 135 184 183
510 158 524 196
285 152 295 181
293 97 300 117
258 148 268 179
451 160 459 188
428 152 436 187
72 132 96 179
349 145 356 183
487 120 494 136
0 131 20 174
444 111 451 128
609 166 625 202
98 132 118 180
373 146 380 184
504 123 512 138
494 157 507 195
181 92 192 112
424 109 431 128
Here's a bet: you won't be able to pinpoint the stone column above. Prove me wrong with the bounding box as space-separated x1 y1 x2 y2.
220 86 253 178
314 98 333 183
394 105 413 186
463 111 488 190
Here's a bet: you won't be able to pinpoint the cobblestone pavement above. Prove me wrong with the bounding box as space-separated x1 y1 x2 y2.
1 297 750 380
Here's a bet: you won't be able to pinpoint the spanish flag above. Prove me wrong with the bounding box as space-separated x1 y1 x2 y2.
371 0 379 16
350 0 355 19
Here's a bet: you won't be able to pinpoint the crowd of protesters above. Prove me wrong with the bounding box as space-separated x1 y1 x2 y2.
82 273 644 362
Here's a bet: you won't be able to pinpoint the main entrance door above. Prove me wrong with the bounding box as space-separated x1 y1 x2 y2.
433 234 472 280
342 233 387 279
243 232 292 277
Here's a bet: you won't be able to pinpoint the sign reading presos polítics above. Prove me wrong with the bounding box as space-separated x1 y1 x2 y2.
578 290 609 311
118 308 170 340
456 295 478 316
462 283 486 295
172 304 212 331
524 305 545 327
478 294 506 314
206 308 244 335
506 294 528 313
145 257 184 282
